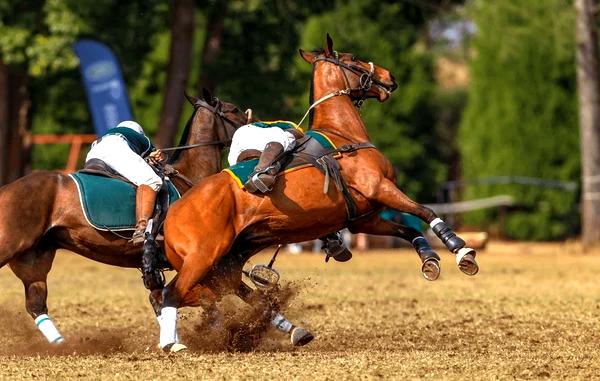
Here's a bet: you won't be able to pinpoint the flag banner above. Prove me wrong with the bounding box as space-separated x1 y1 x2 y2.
73 39 133 136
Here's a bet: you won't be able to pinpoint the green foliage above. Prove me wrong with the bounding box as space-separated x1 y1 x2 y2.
295 0 445 200
0 0 169 168
459 0 579 240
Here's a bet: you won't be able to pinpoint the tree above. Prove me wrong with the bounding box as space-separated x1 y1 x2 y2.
459 0 579 240
575 0 600 248
156 0 196 148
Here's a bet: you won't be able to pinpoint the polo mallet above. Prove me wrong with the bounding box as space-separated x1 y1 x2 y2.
243 244 282 289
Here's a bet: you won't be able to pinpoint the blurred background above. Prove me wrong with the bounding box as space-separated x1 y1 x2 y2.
0 0 597 244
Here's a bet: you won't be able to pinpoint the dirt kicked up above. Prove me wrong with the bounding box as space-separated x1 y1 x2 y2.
0 242 599 380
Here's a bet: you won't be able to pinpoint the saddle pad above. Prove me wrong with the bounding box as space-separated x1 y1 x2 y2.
69 173 181 231
223 130 337 188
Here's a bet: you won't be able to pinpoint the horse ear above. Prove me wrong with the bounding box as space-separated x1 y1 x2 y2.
202 87 214 104
184 91 198 106
299 49 315 64
324 33 334 57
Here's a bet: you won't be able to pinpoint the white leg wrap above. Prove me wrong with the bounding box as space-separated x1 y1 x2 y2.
429 218 444 229
34 314 64 344
271 312 293 333
456 247 476 265
158 307 178 349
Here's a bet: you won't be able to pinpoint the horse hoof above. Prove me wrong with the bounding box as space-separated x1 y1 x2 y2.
169 343 188 353
421 258 440 281
160 343 188 353
456 248 478 276
290 327 314 346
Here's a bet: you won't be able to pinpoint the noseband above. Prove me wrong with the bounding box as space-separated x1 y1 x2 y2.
297 52 386 126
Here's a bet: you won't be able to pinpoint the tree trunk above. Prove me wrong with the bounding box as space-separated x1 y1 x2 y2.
0 60 9 184
0 60 31 184
155 0 195 148
576 0 600 247
197 0 228 95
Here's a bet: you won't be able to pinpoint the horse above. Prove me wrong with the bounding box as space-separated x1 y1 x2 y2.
156 34 479 350
0 89 311 348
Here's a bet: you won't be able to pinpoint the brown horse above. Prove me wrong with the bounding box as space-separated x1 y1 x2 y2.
158 35 478 350
0 90 310 347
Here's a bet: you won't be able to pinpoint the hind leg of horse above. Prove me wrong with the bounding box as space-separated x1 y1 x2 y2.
370 179 478 275
8 248 64 343
350 215 443 280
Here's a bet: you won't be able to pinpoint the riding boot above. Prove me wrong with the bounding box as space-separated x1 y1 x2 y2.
244 142 285 194
321 232 353 262
131 184 157 245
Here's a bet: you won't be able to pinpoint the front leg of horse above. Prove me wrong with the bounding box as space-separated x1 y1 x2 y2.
350 215 441 281
370 179 478 276
9 248 64 344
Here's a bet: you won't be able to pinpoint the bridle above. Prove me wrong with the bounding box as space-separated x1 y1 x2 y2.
161 97 242 153
297 51 392 126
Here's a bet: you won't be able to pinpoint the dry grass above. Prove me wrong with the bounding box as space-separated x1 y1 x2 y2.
0 242 599 380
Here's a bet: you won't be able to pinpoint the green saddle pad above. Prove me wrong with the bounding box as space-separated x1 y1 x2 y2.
69 173 181 231
223 130 336 188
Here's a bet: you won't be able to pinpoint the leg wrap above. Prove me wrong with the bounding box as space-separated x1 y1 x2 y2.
142 238 165 291
430 219 465 253
412 237 440 262
271 312 293 333
35 314 64 344
158 307 178 349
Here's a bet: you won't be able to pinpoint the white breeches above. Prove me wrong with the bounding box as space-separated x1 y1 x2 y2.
85 135 163 191
227 125 296 166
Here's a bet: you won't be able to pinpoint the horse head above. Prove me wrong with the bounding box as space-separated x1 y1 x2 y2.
299 34 398 102
169 90 250 185
184 88 249 145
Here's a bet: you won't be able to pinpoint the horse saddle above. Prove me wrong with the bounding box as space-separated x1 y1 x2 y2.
223 130 339 188
70 160 180 231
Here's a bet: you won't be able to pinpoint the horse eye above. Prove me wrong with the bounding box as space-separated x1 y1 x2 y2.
351 55 357 61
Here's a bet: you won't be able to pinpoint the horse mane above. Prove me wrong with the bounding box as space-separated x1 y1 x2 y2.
308 63 316 130
167 108 196 164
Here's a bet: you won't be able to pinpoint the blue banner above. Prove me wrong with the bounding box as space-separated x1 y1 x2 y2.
73 39 133 136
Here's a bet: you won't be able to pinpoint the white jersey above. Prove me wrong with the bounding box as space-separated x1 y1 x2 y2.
85 135 163 191
228 124 297 166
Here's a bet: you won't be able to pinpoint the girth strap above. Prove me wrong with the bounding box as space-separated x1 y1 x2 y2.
292 139 375 221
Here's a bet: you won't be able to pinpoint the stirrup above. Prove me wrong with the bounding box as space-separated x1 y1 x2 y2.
245 173 273 194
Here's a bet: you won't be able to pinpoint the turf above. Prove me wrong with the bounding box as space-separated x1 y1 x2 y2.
0 242 598 380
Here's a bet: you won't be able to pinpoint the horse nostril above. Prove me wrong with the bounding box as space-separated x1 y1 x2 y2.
390 74 396 82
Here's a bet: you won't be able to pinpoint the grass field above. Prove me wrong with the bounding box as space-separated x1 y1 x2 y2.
0 242 599 380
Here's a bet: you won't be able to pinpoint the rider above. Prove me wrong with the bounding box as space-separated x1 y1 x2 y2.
228 120 352 262
228 121 304 193
85 120 164 244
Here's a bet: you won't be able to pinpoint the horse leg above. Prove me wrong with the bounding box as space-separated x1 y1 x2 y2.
350 215 442 281
369 179 478 275
8 248 63 344
159 231 235 351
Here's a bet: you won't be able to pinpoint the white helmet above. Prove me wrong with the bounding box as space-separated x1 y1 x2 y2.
116 120 144 135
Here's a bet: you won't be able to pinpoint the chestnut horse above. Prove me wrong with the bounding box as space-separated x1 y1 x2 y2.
0 91 310 347
157 35 479 350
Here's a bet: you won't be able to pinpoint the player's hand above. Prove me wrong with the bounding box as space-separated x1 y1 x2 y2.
148 149 164 165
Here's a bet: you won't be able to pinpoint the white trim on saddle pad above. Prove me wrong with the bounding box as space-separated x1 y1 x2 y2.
69 174 133 231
